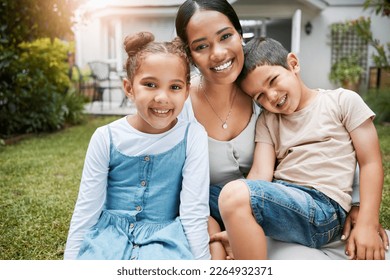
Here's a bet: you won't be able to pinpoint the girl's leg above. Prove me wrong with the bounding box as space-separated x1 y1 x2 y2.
219 180 267 259
208 216 227 260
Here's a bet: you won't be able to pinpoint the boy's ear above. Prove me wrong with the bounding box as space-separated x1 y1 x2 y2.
287 53 300 73
123 78 135 100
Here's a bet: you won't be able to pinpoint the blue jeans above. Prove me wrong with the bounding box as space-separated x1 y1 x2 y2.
210 184 225 230
244 179 347 248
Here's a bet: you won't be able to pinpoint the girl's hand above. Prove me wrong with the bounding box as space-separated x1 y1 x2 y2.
210 231 235 260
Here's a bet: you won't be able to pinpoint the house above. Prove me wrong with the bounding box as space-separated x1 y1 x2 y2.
74 0 390 91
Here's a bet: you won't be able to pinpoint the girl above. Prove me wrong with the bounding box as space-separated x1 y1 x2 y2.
64 32 211 260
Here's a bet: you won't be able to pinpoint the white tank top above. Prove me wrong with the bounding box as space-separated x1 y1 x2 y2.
179 98 261 186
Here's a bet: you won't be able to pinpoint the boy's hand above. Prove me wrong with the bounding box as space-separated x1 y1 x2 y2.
344 223 386 260
210 231 235 260
341 206 389 251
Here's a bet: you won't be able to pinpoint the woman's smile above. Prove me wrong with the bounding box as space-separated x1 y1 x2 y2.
212 59 233 72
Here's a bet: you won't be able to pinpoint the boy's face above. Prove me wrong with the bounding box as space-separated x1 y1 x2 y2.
240 54 302 114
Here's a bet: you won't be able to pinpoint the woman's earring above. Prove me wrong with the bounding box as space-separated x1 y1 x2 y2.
241 40 246 46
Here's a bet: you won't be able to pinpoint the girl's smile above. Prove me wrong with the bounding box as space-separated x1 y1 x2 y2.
124 53 189 134
151 108 171 115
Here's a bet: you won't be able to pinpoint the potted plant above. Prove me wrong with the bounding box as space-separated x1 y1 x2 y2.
352 6 390 90
329 54 364 91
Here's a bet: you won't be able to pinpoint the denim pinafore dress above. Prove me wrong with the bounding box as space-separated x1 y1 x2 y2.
77 124 193 260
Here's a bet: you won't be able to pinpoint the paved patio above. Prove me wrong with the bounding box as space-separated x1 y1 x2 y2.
83 89 136 116
84 100 136 116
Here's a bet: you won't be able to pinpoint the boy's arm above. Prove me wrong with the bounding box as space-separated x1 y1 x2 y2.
246 142 275 181
346 118 385 260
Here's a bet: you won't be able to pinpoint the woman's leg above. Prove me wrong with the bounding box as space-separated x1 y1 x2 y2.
219 180 267 259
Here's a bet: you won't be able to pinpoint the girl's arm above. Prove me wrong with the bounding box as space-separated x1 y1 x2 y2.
346 118 385 260
246 142 276 181
180 122 211 260
63 127 109 260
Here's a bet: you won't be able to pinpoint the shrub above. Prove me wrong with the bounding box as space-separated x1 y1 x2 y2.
363 88 390 124
0 38 85 138
329 54 365 86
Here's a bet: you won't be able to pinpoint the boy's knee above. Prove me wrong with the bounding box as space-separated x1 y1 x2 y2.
219 180 250 218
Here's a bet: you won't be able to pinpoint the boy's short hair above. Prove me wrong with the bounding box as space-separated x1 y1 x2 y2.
238 37 289 85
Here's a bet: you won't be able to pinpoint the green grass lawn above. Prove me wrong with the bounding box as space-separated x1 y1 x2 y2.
0 116 389 260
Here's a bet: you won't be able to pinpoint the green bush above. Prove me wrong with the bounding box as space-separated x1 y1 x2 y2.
329 54 364 86
363 88 390 124
63 90 87 126
0 38 85 138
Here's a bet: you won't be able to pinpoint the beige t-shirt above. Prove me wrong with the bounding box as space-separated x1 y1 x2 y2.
255 88 375 211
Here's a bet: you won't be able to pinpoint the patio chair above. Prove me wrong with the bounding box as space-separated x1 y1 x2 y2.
68 63 94 98
88 61 122 110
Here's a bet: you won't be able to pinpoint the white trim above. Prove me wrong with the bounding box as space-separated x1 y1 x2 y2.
291 9 302 55
296 0 327 11
114 19 123 72
234 4 303 18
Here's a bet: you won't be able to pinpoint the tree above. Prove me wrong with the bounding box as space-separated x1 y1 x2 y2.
0 0 87 138
354 0 390 69
0 0 85 47
363 0 390 17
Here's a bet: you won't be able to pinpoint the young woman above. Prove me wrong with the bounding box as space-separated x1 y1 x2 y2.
175 0 389 260
64 31 211 260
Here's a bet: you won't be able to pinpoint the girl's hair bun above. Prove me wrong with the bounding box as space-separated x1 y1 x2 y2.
124 31 155 56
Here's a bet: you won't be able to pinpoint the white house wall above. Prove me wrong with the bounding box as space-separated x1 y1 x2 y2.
75 8 177 71
120 15 176 68
233 2 389 90
74 1 389 91
75 18 102 70
300 6 390 90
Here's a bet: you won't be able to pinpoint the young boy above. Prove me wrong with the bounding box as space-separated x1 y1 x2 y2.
218 37 386 260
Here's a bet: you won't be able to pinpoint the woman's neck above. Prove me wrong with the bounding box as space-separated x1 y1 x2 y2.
200 76 238 104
